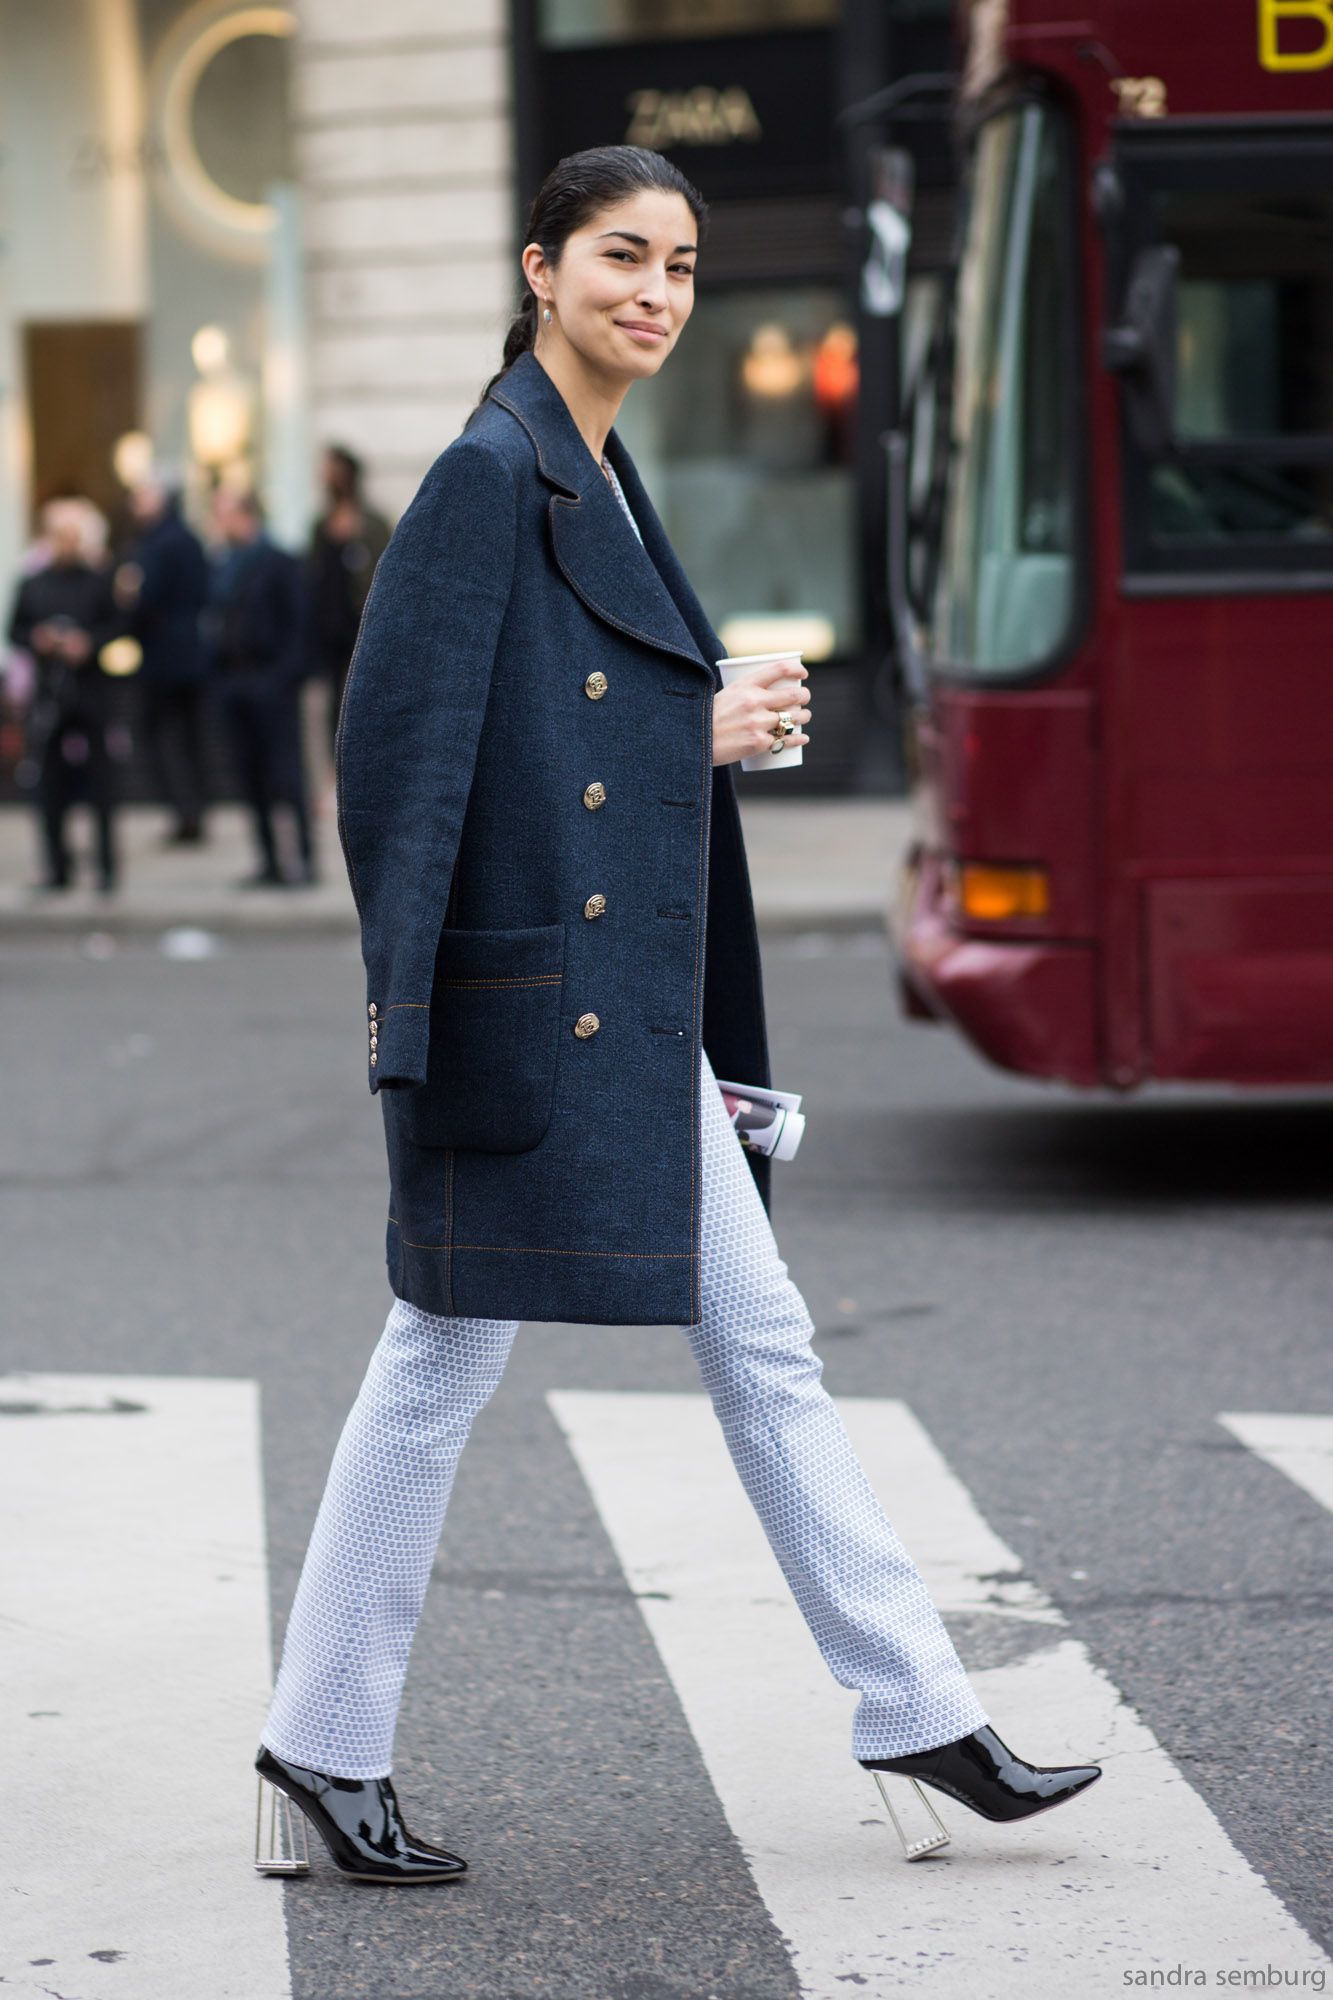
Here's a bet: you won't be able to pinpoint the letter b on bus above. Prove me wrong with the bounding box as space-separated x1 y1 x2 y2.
1258 0 1333 68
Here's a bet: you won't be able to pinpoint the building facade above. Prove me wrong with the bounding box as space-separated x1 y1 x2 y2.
0 0 952 788
290 0 514 526
0 0 311 570
290 0 955 787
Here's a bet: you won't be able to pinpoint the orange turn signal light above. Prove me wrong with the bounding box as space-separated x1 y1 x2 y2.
958 863 1051 921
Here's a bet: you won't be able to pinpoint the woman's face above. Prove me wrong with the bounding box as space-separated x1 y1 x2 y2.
525 189 699 386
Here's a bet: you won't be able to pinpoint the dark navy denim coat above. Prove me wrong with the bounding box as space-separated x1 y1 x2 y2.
337 353 769 1325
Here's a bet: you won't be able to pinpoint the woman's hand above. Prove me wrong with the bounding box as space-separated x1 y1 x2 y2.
711 661 811 767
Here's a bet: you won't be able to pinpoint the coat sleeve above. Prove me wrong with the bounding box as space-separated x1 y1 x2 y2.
336 437 518 1093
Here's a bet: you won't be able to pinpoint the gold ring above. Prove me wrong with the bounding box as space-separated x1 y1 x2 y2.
770 710 795 753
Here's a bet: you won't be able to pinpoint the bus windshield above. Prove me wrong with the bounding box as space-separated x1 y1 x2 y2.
929 102 1078 676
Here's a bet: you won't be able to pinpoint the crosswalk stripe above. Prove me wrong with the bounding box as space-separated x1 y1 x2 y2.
1218 1413 1333 1515
0 1374 290 2000
550 1391 1328 2000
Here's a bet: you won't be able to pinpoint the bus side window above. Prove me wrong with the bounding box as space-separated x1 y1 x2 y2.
1116 153 1333 580
929 103 1079 675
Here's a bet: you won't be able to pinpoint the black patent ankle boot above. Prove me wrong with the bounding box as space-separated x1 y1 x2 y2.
861 1724 1100 1856
254 1746 467 1884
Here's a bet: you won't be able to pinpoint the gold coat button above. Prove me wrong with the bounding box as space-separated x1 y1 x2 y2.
368 1003 378 1018
584 894 606 920
370 1053 378 1067
584 671 608 700
574 1013 600 1040
583 781 606 810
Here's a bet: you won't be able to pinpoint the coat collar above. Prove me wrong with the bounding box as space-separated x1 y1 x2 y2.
489 353 716 678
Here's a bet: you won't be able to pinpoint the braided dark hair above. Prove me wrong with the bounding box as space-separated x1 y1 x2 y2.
479 145 708 403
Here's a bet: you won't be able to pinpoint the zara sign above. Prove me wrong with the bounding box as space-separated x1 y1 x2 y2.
623 85 763 149
534 28 837 201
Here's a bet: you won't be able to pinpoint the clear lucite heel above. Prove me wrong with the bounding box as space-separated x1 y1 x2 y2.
255 1774 312 1875
870 1770 951 1862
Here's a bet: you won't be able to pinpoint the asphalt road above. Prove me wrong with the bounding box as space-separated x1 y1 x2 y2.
3 927 1332 1997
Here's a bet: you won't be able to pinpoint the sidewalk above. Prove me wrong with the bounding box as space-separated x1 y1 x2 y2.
0 795 912 937
0 802 357 936
739 796 911 931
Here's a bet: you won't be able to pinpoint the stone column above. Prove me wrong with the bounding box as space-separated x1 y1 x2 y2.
290 0 514 522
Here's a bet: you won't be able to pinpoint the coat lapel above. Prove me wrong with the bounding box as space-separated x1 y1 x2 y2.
603 433 724 687
489 354 712 677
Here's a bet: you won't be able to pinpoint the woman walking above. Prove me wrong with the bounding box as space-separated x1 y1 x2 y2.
256 146 1100 1884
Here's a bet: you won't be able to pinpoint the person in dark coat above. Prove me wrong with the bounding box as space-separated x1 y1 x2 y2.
207 489 314 886
305 445 390 750
118 478 212 845
8 499 124 893
254 147 1100 1886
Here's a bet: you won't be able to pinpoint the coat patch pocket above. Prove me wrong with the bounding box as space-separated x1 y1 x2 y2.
402 924 566 1153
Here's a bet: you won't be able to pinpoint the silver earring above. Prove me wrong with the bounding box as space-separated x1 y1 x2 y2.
543 306 551 325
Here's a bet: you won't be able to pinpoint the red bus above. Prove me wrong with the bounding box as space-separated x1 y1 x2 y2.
890 0 1333 1087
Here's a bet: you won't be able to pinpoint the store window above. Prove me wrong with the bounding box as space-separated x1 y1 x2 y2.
615 286 859 656
538 0 839 48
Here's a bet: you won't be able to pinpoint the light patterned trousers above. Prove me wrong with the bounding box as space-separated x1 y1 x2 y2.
263 1053 986 1777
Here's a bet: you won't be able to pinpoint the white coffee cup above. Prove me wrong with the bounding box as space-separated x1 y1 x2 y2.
715 651 805 772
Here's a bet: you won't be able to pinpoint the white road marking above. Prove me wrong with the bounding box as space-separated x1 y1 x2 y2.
0 1375 290 2000
550 1391 1328 1999
1218 1413 1333 1516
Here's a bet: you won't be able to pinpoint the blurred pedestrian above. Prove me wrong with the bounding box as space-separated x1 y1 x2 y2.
254 146 1100 1888
207 489 314 887
116 473 211 845
7 499 125 895
306 446 389 750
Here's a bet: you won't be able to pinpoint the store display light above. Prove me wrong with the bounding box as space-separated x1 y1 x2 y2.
812 323 859 414
112 431 154 491
741 324 806 399
191 324 231 375
719 613 837 661
187 324 253 470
